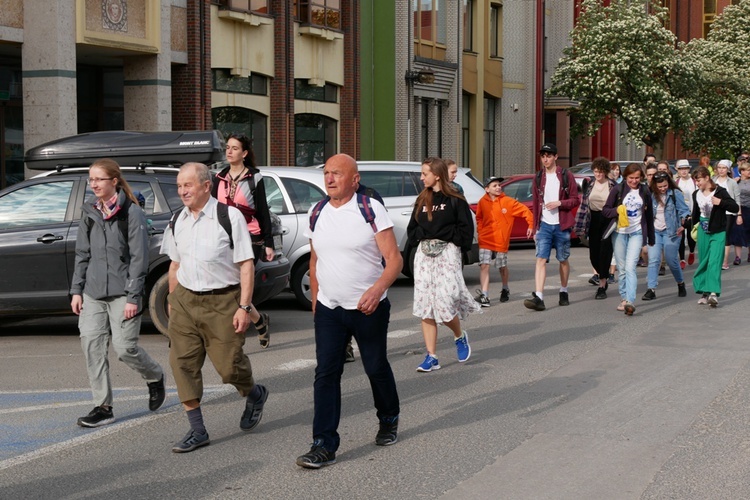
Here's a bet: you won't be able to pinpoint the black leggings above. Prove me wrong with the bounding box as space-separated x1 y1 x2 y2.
679 220 696 259
589 210 613 279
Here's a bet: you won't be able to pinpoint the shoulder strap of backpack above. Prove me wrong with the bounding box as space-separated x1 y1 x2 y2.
357 193 377 233
116 197 132 256
561 168 570 194
309 197 330 232
216 202 234 250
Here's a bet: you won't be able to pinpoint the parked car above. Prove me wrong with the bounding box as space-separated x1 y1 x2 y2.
0 131 289 335
499 173 591 242
257 162 484 310
570 160 634 176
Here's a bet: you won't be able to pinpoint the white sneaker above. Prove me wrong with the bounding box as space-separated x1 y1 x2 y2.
697 294 708 305
708 293 718 308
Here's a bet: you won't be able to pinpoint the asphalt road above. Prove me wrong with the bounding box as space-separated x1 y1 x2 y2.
2 245 750 499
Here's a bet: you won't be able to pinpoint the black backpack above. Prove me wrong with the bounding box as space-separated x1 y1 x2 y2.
170 201 234 249
84 194 145 259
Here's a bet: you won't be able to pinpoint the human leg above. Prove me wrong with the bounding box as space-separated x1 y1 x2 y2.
664 234 684 284
623 231 643 304
612 233 627 300
479 262 490 293
78 294 114 408
108 296 163 382
646 232 664 290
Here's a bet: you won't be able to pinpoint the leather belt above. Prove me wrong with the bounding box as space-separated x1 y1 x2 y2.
186 284 240 296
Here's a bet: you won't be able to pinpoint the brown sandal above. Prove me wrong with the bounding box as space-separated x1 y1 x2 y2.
256 313 270 349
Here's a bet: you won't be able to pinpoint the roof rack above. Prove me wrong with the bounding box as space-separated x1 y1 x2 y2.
26 130 226 171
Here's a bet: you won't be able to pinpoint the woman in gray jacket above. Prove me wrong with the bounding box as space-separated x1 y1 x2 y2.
70 158 165 428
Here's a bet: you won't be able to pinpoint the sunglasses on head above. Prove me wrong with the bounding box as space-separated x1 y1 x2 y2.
739 157 749 162
653 172 669 181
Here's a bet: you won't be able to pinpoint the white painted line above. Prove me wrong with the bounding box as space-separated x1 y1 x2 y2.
0 386 236 471
0 384 228 395
276 359 317 371
387 329 419 339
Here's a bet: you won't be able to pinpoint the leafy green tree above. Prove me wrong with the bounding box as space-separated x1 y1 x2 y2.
548 0 701 156
679 1 750 159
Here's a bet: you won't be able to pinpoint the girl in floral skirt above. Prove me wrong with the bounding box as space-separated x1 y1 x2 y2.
407 157 480 372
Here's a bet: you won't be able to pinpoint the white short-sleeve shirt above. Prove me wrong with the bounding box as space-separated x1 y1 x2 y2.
303 195 394 310
160 197 254 292
542 172 561 225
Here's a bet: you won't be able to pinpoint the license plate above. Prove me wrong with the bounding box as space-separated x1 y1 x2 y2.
273 234 282 250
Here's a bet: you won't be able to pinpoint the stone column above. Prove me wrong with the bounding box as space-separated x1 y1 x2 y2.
22 0 77 177
123 0 172 131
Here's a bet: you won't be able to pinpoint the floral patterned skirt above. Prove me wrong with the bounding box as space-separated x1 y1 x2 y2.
412 241 481 323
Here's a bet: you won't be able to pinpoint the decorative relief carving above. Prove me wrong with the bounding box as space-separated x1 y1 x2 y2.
103 0 127 31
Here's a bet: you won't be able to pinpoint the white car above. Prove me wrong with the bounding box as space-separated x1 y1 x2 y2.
260 162 483 310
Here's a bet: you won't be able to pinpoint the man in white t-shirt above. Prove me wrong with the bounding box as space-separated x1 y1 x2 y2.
296 154 403 469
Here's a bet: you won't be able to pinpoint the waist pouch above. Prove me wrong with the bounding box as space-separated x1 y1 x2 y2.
420 239 448 257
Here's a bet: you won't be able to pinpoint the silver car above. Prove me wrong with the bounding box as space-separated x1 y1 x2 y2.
260 162 483 309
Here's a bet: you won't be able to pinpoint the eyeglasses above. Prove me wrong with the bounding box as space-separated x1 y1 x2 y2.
88 177 114 184
653 172 669 181
739 157 749 162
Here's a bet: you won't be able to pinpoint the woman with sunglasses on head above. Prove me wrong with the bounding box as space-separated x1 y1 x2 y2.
212 133 272 348
712 160 740 269
602 163 655 316
692 166 739 307
641 172 690 301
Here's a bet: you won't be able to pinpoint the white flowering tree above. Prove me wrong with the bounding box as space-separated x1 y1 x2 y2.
679 1 750 158
548 0 701 156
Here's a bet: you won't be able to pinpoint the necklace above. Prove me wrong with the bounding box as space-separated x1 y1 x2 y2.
229 167 246 182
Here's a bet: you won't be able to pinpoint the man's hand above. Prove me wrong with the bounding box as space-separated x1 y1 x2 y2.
71 294 83 315
526 227 533 239
357 286 383 316
233 308 251 333
545 200 562 210
124 302 138 320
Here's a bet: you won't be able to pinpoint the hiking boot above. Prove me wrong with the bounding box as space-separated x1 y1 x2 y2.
147 374 166 411
500 289 510 303
455 331 471 362
642 289 656 301
595 287 607 300
708 293 718 308
659 265 666 276
624 302 635 316
172 429 210 453
677 282 687 297
344 342 356 363
240 384 269 431
416 354 440 372
77 406 115 428
698 294 709 305
524 293 546 311
558 292 569 306
256 313 270 349
296 442 336 469
607 273 617 284
588 273 600 286
475 290 490 307
375 417 399 446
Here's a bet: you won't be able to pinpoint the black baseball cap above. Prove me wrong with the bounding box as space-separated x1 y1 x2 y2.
484 176 504 187
539 143 558 155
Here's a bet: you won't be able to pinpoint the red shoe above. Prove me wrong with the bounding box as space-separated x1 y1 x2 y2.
680 260 686 269
687 253 695 265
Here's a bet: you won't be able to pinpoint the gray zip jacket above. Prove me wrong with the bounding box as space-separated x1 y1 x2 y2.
70 190 149 309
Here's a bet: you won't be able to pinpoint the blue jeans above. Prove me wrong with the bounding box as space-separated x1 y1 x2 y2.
535 222 571 261
613 230 643 303
312 299 400 452
647 230 683 289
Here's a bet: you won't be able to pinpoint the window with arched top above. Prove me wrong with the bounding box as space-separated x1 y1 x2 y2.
212 107 268 166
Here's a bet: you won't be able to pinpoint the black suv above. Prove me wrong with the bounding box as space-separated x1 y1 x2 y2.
0 131 289 334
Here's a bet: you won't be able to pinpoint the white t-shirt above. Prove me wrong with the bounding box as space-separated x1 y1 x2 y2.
541 172 561 225
303 195 394 310
696 189 716 219
677 177 696 212
618 189 643 234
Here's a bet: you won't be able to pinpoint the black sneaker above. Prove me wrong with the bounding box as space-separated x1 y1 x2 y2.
588 274 600 286
476 294 490 307
642 289 656 301
677 282 687 297
296 442 336 469
172 429 210 453
559 292 569 306
344 342 356 363
523 293 545 311
77 406 115 428
147 374 166 411
240 384 269 431
499 289 510 303
375 417 399 446
659 265 666 276
595 287 607 300
607 273 617 284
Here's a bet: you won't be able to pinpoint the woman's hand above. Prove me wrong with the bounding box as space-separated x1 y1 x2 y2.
264 246 275 262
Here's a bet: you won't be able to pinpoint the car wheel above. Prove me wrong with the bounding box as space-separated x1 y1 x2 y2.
148 273 170 337
291 257 313 311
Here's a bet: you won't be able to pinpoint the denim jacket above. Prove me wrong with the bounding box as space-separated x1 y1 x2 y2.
652 188 690 240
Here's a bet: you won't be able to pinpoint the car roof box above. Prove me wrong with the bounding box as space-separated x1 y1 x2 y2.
25 130 226 170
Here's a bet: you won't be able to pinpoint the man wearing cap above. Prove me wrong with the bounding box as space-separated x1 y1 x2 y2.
524 143 580 311
474 176 533 306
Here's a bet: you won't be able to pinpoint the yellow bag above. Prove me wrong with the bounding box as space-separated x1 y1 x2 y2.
691 224 698 241
617 205 629 229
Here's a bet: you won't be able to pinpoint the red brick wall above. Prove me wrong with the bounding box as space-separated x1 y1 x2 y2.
340 0 359 158
173 0 212 131
269 0 294 165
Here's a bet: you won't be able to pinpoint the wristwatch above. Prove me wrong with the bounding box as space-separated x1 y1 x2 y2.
239 304 252 313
